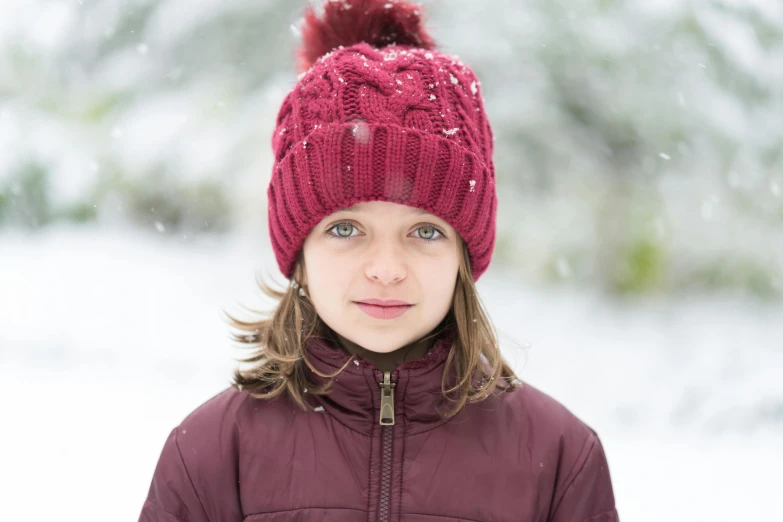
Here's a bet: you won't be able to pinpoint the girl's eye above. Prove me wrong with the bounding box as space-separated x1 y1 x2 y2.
325 223 446 242
413 225 444 241
328 222 358 239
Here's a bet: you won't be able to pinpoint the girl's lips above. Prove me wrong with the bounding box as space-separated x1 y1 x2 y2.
355 302 413 320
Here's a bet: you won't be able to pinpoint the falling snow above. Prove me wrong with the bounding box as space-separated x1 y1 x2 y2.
2 4 782 520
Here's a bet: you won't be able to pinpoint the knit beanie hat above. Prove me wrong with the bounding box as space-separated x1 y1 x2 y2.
268 0 497 282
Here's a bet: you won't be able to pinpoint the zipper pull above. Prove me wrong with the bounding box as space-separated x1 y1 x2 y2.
379 370 396 426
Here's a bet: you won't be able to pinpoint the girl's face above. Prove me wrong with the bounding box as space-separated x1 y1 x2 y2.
302 200 460 354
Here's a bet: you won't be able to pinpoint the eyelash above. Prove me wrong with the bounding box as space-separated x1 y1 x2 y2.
325 222 447 242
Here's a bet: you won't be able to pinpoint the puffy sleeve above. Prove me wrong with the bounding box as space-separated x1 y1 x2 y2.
548 433 619 522
138 427 210 522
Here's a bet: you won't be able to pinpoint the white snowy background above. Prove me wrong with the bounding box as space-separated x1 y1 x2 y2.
1 0 782 521
2 225 782 521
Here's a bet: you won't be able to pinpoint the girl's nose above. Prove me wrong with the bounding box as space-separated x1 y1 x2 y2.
364 243 408 285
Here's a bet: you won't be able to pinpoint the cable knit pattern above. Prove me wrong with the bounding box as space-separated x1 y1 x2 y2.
268 42 497 281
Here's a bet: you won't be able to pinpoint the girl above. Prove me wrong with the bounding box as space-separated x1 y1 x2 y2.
139 1 619 521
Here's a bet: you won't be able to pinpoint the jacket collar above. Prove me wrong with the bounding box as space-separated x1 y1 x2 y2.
303 327 457 436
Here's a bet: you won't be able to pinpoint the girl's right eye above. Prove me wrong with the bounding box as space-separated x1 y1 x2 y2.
326 222 358 239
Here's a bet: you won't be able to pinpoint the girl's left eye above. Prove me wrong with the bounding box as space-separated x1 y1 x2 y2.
413 225 445 241
325 223 446 241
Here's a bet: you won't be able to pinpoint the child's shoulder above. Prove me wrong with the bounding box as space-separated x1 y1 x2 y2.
504 382 617 520
177 385 291 434
147 387 278 521
502 380 601 446
172 387 247 458
171 386 292 468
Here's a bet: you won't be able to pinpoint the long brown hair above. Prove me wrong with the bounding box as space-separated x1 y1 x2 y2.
223 236 522 420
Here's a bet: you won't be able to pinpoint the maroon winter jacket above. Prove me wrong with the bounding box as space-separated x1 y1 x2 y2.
139 329 619 522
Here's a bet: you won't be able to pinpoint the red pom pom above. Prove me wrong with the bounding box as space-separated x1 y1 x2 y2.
295 0 437 73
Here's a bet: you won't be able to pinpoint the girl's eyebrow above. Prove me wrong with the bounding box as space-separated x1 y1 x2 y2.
337 204 432 216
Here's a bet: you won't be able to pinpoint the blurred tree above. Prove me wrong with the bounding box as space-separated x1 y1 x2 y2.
0 0 780 298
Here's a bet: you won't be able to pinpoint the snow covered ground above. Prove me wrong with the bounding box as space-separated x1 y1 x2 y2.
1 224 781 521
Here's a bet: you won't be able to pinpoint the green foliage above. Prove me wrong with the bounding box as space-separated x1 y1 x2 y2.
681 256 781 301
95 164 233 234
612 236 667 296
0 161 52 228
79 92 131 122
61 202 99 223
0 160 232 234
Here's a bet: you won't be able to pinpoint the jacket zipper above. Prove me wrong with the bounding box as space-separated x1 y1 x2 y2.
378 370 396 522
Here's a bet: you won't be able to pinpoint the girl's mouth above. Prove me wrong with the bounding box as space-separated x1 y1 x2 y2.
355 302 413 320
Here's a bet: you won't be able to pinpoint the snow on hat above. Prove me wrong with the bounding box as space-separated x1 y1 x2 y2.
268 0 497 281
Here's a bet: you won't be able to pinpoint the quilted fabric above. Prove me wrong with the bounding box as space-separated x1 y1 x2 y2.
139 330 619 522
